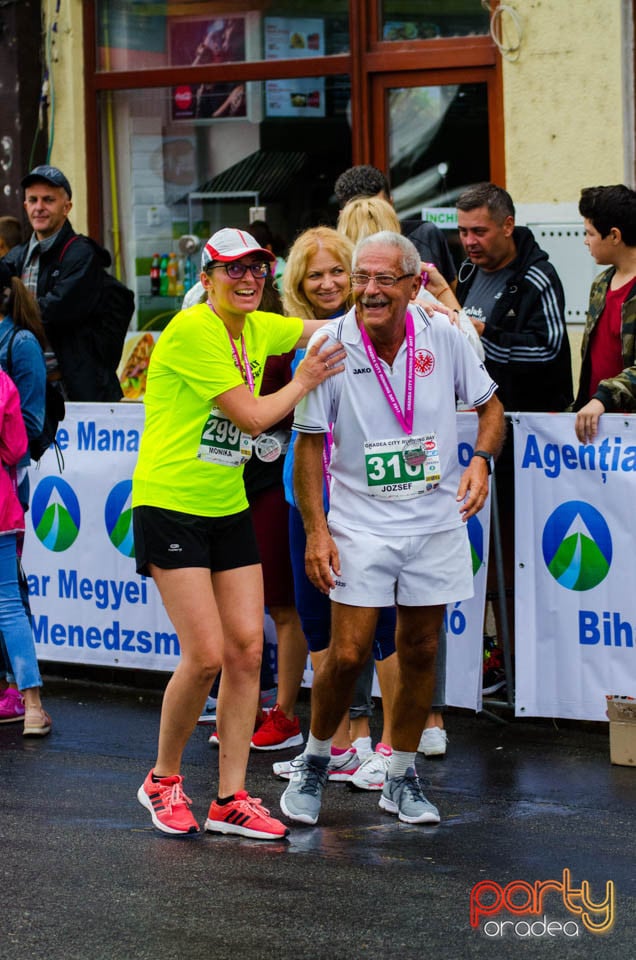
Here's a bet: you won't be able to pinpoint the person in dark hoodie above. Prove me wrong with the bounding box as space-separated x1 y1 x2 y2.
0 165 122 401
455 182 572 670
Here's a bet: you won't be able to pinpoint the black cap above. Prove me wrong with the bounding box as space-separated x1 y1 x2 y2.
21 165 72 198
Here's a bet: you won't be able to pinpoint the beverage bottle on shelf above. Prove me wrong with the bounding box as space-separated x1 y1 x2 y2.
150 253 160 296
167 252 178 297
175 256 185 298
159 253 169 296
184 256 195 294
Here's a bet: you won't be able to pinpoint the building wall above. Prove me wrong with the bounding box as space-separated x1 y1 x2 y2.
48 1 633 226
47 0 88 234
502 0 633 199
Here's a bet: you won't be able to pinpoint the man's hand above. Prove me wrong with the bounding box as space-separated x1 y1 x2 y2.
575 398 605 443
456 457 490 521
470 316 485 337
304 529 341 595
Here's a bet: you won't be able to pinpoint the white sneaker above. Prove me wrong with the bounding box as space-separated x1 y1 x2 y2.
348 743 392 791
417 726 448 758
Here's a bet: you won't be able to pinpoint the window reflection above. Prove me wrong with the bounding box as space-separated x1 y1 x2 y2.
96 0 350 71
387 83 489 265
381 1 489 41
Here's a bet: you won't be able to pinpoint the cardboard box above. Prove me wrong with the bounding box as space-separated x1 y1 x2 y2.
607 697 636 766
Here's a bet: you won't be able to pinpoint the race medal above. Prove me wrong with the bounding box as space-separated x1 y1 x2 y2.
254 433 282 463
403 436 427 467
197 405 252 466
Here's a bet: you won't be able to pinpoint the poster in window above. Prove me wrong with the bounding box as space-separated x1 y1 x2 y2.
264 17 325 118
169 13 260 122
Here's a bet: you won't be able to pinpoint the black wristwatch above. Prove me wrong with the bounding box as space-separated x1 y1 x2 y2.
472 450 494 475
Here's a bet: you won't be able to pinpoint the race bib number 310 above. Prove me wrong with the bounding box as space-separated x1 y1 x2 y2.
363 434 441 500
197 405 252 466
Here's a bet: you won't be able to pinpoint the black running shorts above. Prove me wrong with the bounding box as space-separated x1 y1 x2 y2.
132 505 260 577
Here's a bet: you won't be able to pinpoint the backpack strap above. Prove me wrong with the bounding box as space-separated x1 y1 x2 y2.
58 234 79 263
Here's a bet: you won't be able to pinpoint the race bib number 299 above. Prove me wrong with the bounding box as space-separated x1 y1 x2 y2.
197 405 252 466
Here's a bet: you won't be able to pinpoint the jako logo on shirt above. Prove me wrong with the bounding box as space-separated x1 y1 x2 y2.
414 349 435 376
31 477 80 552
542 500 612 591
104 480 135 558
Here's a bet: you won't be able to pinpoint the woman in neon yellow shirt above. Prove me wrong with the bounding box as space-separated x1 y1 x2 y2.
133 228 344 839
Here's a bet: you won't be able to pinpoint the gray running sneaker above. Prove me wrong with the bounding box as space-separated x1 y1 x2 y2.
379 767 441 824
279 754 329 825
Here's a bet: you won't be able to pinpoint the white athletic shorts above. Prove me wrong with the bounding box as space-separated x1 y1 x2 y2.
328 521 474 608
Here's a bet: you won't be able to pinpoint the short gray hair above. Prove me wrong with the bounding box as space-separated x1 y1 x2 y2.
352 230 420 276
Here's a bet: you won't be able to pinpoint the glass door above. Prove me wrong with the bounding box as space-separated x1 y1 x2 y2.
371 70 502 265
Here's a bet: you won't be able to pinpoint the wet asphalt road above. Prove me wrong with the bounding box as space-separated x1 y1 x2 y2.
2 676 635 960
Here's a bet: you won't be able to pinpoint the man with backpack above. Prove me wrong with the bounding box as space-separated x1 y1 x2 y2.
0 165 133 402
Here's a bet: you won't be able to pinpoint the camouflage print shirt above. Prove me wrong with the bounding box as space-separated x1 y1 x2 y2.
573 267 636 412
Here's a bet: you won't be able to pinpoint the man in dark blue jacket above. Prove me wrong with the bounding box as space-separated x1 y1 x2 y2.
455 182 573 682
0 165 122 401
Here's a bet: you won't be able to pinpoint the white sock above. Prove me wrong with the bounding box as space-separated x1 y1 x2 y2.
388 750 416 779
352 736 373 759
305 733 332 759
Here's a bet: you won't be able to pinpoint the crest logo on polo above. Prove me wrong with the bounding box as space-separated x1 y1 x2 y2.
542 501 612 591
104 480 135 558
31 477 80 551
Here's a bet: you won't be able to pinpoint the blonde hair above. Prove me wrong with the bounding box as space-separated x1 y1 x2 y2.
282 226 354 319
337 195 401 245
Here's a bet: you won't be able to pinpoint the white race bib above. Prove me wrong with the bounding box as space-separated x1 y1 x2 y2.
363 434 441 500
197 405 252 466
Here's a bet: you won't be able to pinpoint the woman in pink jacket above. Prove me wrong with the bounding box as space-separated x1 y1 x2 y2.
0 369 51 734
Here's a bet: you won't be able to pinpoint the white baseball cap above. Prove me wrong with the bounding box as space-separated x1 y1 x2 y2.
202 228 275 267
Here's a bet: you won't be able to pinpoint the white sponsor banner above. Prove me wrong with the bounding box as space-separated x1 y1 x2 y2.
513 412 636 721
444 412 490 712
22 405 488 712
22 403 180 673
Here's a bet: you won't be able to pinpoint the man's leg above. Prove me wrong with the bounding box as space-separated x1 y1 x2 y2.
391 604 444 751
280 603 377 824
310 602 378 740
379 604 444 825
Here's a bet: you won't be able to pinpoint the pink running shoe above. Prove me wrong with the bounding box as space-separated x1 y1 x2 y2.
205 790 289 840
137 770 200 835
0 688 25 724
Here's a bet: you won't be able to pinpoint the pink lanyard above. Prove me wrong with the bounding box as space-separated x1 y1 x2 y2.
359 311 415 434
208 302 255 394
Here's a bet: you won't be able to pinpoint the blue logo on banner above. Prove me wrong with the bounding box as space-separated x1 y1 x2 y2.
31 477 80 551
542 500 612 591
104 480 135 557
467 514 484 576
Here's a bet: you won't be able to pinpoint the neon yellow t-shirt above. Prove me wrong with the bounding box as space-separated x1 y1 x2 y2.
132 302 303 516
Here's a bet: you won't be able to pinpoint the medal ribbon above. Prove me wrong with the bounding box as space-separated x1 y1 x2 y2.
210 302 255 394
359 310 415 434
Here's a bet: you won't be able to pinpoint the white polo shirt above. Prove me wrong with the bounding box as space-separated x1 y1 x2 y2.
293 304 497 536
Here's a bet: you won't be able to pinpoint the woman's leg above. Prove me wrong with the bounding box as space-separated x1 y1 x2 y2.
213 563 265 797
0 535 44 701
150 565 224 778
267 604 307 718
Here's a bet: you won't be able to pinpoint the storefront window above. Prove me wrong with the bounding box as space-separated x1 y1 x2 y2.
381 1 489 41
96 1 350 71
100 77 351 330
